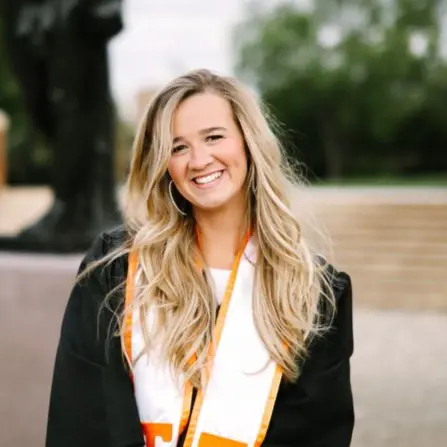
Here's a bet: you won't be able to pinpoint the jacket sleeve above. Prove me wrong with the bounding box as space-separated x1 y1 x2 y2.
300 269 355 446
45 232 144 447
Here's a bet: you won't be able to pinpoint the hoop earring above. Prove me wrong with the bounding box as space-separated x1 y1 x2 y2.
169 180 187 216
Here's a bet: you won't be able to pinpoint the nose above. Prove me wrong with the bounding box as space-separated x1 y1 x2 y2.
188 143 213 170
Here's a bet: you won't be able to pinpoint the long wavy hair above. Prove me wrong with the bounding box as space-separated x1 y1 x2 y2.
87 69 335 389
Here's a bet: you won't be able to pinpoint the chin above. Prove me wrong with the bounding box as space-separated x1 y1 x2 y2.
191 194 235 212
193 201 228 212
186 185 246 213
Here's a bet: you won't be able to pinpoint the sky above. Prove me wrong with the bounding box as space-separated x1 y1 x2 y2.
108 0 248 120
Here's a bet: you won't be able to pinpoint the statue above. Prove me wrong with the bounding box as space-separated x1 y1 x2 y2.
0 0 123 252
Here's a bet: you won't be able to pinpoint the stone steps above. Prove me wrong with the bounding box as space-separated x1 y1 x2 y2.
309 199 447 311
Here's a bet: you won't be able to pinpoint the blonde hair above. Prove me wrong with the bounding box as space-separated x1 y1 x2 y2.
89 69 335 388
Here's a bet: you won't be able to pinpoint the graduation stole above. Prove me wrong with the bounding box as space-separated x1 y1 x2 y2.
123 231 283 447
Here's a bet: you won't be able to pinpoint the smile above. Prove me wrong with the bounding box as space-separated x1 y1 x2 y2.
192 170 224 185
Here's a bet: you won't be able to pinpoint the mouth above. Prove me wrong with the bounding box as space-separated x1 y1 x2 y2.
191 170 224 186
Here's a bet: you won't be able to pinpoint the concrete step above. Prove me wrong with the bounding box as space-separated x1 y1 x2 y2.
337 264 445 278
334 251 447 264
319 206 447 220
331 239 447 249
332 239 447 250
323 218 447 231
350 287 446 311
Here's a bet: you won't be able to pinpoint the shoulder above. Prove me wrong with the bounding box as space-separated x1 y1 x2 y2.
79 224 130 284
80 224 132 310
315 255 352 295
308 258 354 367
86 224 130 259
315 255 352 317
325 261 353 348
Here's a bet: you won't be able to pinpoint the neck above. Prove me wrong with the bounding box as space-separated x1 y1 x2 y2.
194 200 249 269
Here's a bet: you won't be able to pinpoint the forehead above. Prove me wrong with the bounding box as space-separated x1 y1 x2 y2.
173 92 235 136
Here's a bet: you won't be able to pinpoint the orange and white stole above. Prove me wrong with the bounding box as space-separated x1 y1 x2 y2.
123 232 283 447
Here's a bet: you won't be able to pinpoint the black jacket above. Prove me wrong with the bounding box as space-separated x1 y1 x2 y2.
45 228 355 447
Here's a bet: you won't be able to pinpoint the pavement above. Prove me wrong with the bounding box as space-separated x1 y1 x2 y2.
351 309 447 446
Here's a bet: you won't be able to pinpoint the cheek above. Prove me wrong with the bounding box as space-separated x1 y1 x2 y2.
228 145 248 179
167 158 183 184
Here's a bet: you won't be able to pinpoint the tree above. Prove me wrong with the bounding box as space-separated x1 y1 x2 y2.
234 0 447 179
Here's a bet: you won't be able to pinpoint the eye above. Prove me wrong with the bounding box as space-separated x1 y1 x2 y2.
206 134 223 143
172 144 187 154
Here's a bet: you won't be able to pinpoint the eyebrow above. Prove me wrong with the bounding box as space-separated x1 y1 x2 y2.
173 126 227 144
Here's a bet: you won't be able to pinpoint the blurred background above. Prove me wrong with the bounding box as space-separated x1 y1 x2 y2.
0 0 446 446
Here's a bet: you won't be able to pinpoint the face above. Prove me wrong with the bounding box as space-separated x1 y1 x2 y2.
167 92 248 214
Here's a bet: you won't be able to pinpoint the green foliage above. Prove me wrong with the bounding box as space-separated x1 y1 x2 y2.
234 0 447 180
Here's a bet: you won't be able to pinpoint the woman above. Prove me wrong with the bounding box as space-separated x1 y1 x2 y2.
46 69 354 447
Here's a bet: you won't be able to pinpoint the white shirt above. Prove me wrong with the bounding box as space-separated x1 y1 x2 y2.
208 268 231 305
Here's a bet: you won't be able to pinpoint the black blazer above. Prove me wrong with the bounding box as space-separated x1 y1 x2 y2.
46 228 355 447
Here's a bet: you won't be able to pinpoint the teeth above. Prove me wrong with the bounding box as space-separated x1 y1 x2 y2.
194 171 223 184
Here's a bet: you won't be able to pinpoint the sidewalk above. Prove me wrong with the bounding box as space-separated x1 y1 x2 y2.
351 310 447 446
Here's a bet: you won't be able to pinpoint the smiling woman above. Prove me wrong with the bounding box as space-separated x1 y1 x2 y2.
46 69 354 447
